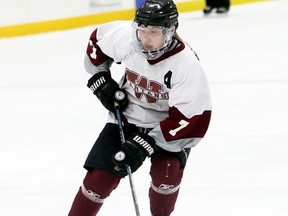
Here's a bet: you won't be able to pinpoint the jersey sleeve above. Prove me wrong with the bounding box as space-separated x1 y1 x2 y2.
96 21 132 63
84 28 113 75
149 51 212 152
84 21 132 75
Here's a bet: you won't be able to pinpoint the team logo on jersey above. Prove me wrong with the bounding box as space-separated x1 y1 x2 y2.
126 69 168 103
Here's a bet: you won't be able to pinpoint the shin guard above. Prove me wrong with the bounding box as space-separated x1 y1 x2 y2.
149 154 184 216
68 169 121 216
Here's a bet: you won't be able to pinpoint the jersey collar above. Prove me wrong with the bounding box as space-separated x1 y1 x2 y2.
147 39 185 65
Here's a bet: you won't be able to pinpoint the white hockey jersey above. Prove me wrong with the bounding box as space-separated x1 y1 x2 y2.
84 20 212 152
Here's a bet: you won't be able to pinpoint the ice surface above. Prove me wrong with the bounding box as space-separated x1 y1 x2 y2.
1 1 288 215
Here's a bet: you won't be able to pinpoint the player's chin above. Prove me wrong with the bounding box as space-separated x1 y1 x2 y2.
142 44 155 51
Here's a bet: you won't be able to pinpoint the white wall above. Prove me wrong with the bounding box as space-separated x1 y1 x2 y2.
0 0 88 26
89 0 135 14
0 0 187 27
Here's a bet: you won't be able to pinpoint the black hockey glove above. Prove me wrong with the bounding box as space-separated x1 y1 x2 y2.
87 71 128 112
113 132 159 174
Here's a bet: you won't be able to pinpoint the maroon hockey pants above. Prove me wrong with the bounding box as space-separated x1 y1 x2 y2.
68 154 184 216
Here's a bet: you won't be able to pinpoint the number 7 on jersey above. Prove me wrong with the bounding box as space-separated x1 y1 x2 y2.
169 120 189 136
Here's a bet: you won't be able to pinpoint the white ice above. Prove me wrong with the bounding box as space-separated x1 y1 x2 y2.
1 0 288 215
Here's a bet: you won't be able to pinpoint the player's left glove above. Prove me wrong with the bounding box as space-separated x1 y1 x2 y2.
87 71 128 112
113 132 159 174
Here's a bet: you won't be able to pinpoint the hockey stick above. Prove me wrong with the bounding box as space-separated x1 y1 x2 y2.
114 103 141 216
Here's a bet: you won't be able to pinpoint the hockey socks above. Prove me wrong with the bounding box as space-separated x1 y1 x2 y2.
68 169 121 216
149 153 184 216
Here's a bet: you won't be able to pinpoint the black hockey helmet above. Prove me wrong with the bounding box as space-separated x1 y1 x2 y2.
134 0 178 28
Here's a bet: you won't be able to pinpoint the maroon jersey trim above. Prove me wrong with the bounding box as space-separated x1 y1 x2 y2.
160 106 211 142
147 39 185 65
86 29 113 66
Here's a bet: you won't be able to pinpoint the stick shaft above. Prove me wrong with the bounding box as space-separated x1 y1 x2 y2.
114 105 141 216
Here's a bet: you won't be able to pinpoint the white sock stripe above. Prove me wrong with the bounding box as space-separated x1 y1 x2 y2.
81 184 105 204
150 183 180 195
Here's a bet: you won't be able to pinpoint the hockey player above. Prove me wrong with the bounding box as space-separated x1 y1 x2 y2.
68 0 212 215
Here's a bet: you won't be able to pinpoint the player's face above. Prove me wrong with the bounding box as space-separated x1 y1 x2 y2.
137 26 165 51
132 21 175 60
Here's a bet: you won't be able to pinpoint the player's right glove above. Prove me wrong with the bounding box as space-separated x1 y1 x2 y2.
113 132 160 175
87 71 128 112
